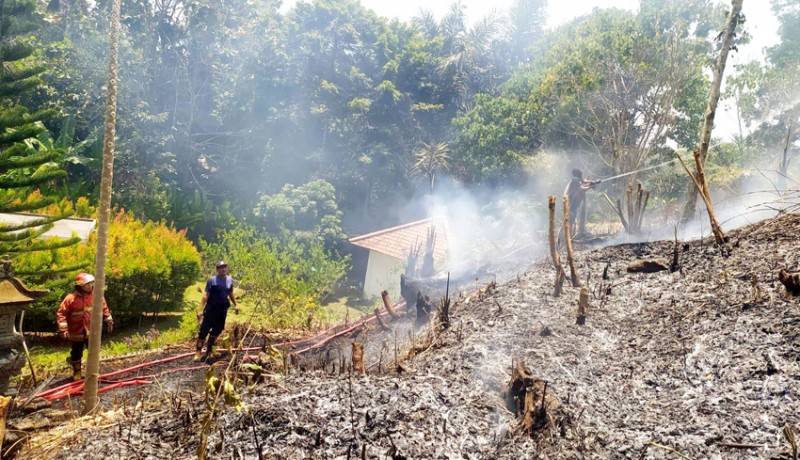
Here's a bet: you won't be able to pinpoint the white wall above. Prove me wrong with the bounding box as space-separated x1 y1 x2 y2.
362 251 404 300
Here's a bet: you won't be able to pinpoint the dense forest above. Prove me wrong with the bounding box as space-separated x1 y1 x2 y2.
12 0 797 233
0 0 798 328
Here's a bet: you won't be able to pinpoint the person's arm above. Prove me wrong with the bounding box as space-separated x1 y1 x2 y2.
197 291 209 319
581 179 601 190
102 298 113 333
228 287 238 312
56 295 72 340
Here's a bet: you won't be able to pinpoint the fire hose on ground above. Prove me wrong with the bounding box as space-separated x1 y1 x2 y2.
28 299 407 402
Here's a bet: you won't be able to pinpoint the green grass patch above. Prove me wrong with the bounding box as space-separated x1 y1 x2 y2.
23 282 367 380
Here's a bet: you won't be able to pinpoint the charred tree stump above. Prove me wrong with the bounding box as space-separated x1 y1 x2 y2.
549 196 567 297
415 292 434 327
438 296 450 330
603 182 650 234
563 195 581 287
438 272 451 329
381 290 400 319
779 269 800 295
670 225 681 273
352 342 366 375
627 258 669 273
505 361 561 437
405 239 421 277
577 288 589 325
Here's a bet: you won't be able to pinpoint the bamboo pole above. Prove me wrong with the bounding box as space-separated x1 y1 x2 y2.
548 196 566 296
563 195 581 287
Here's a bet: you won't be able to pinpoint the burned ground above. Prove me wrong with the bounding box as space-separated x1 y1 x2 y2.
14 212 800 459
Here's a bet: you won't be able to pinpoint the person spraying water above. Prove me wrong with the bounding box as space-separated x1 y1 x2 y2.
565 169 602 237
565 159 678 237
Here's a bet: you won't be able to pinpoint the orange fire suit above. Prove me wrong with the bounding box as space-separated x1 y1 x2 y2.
56 291 112 342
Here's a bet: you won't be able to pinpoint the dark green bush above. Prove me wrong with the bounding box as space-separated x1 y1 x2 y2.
19 211 201 332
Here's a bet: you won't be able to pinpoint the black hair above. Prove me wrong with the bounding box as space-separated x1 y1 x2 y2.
572 168 583 179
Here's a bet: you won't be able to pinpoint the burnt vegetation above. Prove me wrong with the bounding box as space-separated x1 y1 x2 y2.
13 211 800 459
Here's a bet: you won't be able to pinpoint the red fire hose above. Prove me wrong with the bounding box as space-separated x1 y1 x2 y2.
31 299 407 401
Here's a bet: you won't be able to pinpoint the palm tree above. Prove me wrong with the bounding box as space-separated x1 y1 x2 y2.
412 8 439 40
83 0 121 415
437 8 502 109
414 142 450 193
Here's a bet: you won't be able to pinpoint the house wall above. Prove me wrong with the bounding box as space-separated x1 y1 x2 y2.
363 250 404 300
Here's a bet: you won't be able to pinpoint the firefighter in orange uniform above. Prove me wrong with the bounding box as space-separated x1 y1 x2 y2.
56 273 113 381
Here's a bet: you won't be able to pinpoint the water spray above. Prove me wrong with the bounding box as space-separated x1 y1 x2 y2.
598 158 679 183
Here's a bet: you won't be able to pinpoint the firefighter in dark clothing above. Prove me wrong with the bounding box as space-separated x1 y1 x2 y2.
194 261 238 362
565 168 601 237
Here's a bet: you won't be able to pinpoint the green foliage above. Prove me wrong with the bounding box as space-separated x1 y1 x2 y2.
20 210 202 331
253 179 347 253
452 93 538 185
413 141 450 192
200 224 349 329
0 0 82 267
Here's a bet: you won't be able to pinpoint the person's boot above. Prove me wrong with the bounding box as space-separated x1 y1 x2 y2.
192 339 204 363
207 346 221 360
206 336 220 360
71 360 82 381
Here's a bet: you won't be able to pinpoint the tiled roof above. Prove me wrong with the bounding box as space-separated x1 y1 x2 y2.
349 218 448 262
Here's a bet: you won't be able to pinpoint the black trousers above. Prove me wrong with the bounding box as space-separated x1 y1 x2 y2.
70 340 88 363
198 308 228 342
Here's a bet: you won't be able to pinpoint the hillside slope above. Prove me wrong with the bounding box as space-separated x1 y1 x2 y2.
19 212 800 459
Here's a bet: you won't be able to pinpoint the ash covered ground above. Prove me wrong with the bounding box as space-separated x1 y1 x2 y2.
15 212 800 459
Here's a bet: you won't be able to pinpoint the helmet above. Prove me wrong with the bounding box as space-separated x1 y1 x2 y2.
75 273 95 286
572 168 583 179
215 261 228 269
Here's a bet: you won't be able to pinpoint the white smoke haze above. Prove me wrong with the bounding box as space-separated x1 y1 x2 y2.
394 143 798 281
398 179 545 280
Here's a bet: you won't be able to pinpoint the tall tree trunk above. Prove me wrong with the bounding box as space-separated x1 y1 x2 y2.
779 115 795 191
83 0 121 415
681 0 744 223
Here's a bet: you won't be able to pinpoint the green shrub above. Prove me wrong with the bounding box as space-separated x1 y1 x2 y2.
200 225 349 329
19 210 201 331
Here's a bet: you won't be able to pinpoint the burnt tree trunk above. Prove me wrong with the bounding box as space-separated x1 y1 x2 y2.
415 292 434 326
682 0 743 223
352 342 366 375
563 195 581 287
779 269 800 295
549 196 567 296
505 361 561 437
381 290 400 319
577 288 589 325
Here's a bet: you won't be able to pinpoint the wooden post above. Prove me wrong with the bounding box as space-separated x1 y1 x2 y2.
563 195 581 287
352 342 366 375
577 288 588 325
381 291 400 319
548 196 566 296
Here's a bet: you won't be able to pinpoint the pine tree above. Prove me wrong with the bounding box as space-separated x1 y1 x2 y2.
0 0 81 265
